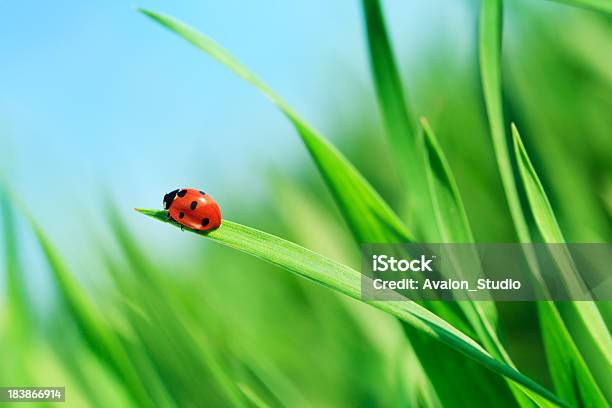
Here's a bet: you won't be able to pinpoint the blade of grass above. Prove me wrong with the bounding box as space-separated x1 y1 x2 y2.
272 177 505 406
138 7 475 347
100 253 180 408
504 21 611 242
511 125 588 294
479 0 610 404
105 200 157 280
102 215 248 407
139 9 412 245
506 131 556 239
537 301 608 407
49 320 133 408
479 0 551 293
137 208 567 407
0 192 31 384
393 343 441 407
421 118 500 332
546 0 612 14
237 384 270 408
512 124 610 305
238 353 309 407
421 118 539 408
10 200 155 407
1 194 29 339
479 0 531 244
399 321 518 407
361 0 435 239
273 177 503 406
420 118 475 244
512 124 612 403
140 8 481 375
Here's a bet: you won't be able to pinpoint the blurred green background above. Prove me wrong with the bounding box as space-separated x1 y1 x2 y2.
1 0 611 406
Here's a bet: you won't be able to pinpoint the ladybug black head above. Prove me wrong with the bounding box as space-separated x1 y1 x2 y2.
163 189 180 210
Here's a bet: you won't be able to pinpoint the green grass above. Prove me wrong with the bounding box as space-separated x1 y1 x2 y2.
138 9 413 247
547 0 612 14
136 209 564 406
512 124 612 403
361 0 435 240
478 1 610 406
1 1 611 407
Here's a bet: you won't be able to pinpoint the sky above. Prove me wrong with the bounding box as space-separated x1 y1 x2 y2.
0 0 474 296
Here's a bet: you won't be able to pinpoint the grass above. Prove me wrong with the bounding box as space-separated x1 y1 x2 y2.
361 0 435 240
478 0 610 404
1 0 611 407
547 0 612 14
138 9 413 247
512 124 611 402
136 209 565 405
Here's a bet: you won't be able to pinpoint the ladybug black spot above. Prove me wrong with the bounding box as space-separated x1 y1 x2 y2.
190 201 198 210
202 218 210 227
199 191 206 195
177 190 187 198
179 212 185 219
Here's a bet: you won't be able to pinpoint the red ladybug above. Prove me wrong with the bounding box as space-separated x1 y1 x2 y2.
163 188 222 231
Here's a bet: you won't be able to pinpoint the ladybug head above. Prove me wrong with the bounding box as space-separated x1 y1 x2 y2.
163 189 180 210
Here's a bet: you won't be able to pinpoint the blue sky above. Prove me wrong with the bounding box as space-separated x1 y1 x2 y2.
0 0 474 290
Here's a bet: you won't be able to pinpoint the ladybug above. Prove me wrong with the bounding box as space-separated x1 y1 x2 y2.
163 188 222 231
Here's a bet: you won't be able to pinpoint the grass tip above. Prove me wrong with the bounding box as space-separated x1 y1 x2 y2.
134 208 164 217
137 7 160 20
510 122 519 134
510 123 522 148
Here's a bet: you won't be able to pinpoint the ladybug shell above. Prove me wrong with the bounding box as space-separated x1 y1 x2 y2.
168 189 221 231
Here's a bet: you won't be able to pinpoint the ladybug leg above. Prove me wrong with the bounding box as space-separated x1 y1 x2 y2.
167 213 183 232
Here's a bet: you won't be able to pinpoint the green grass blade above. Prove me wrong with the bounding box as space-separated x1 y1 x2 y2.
273 175 502 406
139 9 412 245
101 212 247 407
400 321 518 407
237 384 271 408
362 0 415 158
538 301 608 407
0 191 31 384
510 125 568 245
138 14 480 407
105 201 157 279
512 124 612 404
137 208 567 407
138 9 475 351
512 124 601 295
506 31 611 242
361 0 434 239
421 118 501 326
477 7 602 404
546 0 612 14
479 0 531 244
420 118 474 244
420 119 543 407
1 194 29 338
19 211 154 407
